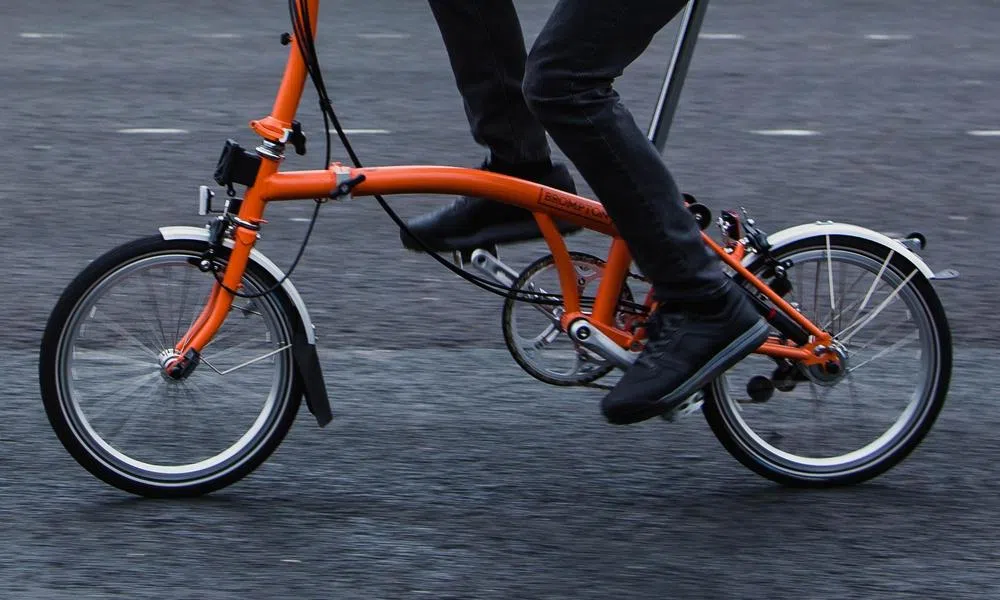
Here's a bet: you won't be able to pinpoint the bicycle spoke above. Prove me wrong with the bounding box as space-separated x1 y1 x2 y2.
848 330 920 373
174 266 196 343
846 250 893 329
86 307 162 359
204 336 272 361
232 300 264 318
826 235 836 322
82 370 163 423
820 270 869 332
111 279 166 354
101 376 164 444
140 270 171 349
852 312 913 353
812 259 821 323
72 348 157 370
836 258 848 333
839 269 917 342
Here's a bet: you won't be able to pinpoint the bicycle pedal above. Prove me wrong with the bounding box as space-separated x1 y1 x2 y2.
451 244 499 269
661 393 704 422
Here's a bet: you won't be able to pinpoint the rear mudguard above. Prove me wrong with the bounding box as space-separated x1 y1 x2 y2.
753 221 945 280
159 226 332 427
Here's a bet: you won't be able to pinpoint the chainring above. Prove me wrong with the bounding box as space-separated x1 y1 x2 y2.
501 252 636 386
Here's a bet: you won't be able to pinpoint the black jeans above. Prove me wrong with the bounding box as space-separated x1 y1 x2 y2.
428 0 728 303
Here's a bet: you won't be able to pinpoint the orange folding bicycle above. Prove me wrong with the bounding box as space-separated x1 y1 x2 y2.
39 0 955 497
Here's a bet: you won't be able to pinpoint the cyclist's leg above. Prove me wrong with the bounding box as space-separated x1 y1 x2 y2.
522 0 768 424
401 0 580 252
523 0 719 302
427 0 550 167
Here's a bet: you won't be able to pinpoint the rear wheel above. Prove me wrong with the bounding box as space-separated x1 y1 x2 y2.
703 235 951 486
39 236 302 497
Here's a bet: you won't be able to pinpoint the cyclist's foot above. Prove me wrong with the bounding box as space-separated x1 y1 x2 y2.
601 280 770 425
399 158 582 252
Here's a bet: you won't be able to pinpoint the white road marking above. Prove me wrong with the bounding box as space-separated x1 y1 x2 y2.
948 215 969 221
749 129 820 136
699 33 745 40
126 553 147 557
357 33 410 40
961 80 985 86
865 34 913 41
968 130 1000 137
194 33 242 39
281 559 302 564
289 217 312 222
332 129 392 135
117 128 189 134
20 32 70 39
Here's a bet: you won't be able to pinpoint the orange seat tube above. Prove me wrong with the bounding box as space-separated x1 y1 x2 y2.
534 213 581 314
591 238 632 325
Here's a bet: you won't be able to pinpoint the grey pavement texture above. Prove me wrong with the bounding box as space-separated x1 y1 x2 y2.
2 0 1000 598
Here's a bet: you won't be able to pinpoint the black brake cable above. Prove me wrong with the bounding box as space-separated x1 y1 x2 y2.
268 1 649 314
288 0 548 303
202 2 329 300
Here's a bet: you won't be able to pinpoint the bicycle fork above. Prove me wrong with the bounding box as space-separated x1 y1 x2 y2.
163 155 281 379
163 226 258 380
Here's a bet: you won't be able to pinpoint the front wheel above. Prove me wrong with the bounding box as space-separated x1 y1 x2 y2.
703 235 952 486
39 236 303 497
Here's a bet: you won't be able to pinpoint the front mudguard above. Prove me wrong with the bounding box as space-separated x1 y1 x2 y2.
291 332 332 427
159 226 332 427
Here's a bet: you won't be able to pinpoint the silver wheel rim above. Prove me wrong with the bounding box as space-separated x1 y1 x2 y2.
713 242 940 476
55 251 293 484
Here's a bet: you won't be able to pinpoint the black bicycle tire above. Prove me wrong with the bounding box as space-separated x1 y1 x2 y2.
702 235 952 487
39 235 304 498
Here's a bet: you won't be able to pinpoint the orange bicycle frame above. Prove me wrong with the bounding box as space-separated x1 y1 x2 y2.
175 0 833 367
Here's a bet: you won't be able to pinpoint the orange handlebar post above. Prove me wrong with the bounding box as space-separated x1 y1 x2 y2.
251 0 321 140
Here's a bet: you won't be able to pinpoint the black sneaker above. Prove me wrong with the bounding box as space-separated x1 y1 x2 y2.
399 160 582 252
601 281 770 425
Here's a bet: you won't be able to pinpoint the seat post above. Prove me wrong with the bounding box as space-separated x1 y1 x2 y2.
647 0 711 153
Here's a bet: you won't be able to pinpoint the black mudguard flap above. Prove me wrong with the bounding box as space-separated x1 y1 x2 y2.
292 332 332 427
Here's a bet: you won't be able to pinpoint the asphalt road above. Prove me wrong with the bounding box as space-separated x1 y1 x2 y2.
2 1 1000 598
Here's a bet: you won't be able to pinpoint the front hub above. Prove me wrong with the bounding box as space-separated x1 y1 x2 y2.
159 348 201 381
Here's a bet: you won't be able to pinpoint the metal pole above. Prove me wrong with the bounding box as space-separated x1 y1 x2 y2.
646 0 711 152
